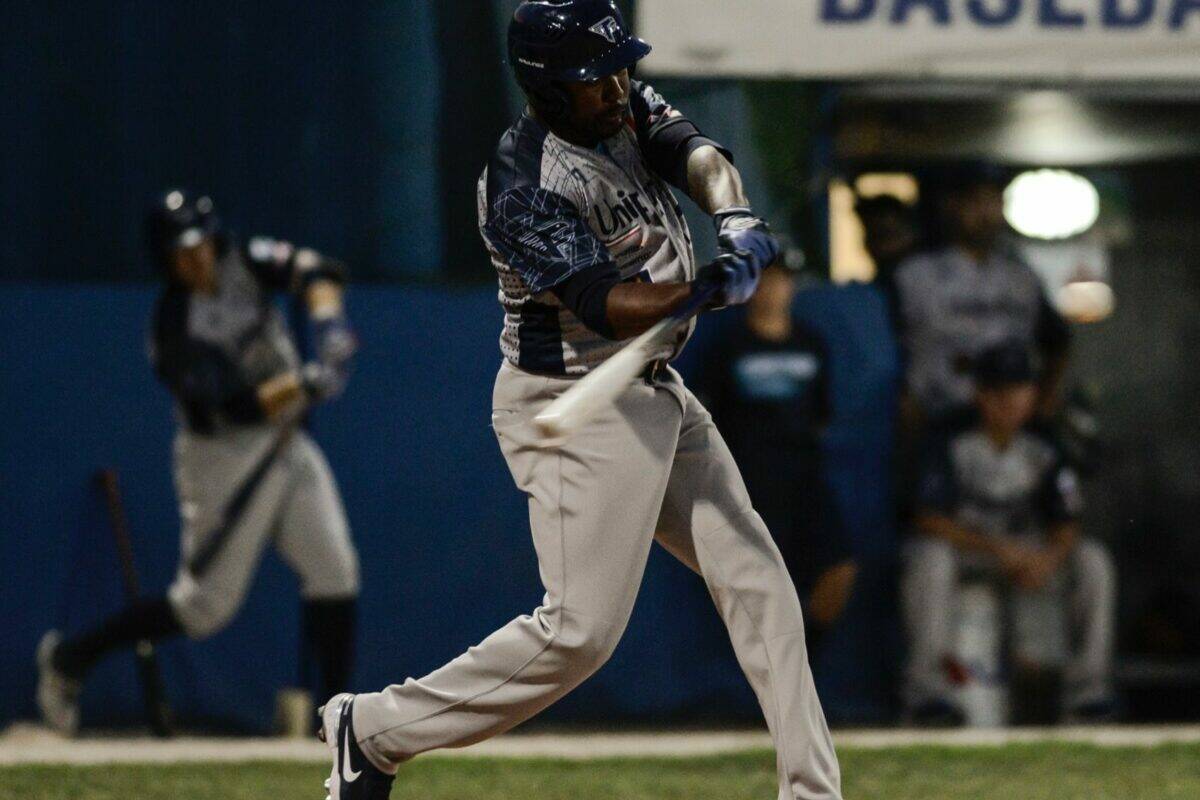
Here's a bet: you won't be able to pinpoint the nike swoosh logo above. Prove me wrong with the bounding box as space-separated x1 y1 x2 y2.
341 717 362 783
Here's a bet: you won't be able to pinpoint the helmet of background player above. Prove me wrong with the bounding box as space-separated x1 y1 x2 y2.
144 189 221 282
507 0 651 125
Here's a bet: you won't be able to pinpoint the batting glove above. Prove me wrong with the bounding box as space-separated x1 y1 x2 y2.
693 252 761 309
301 361 348 403
311 315 358 370
714 207 780 274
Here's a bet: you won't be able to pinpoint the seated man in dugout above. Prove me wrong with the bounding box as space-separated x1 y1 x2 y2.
900 340 1116 726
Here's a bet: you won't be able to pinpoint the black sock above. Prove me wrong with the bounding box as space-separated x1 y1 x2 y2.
301 597 357 701
53 596 182 681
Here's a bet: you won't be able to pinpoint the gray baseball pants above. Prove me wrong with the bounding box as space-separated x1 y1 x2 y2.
353 362 842 800
167 426 360 638
901 535 1116 710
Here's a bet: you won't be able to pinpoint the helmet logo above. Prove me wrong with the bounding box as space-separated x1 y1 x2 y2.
588 16 621 43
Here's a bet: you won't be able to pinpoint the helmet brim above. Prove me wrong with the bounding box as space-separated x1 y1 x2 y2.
550 37 651 83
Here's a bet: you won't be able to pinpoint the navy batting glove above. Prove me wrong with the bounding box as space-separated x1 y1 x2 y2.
693 251 761 309
714 208 780 273
311 316 358 369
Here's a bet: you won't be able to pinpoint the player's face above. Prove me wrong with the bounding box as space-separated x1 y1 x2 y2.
561 68 631 144
977 382 1037 436
171 238 218 293
862 211 917 266
949 184 1006 250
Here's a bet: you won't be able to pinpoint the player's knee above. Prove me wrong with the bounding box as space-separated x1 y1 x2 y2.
300 549 360 600
554 616 625 677
1072 539 1116 601
169 586 243 640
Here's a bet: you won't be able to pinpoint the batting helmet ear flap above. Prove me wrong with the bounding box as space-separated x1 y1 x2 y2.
517 76 572 126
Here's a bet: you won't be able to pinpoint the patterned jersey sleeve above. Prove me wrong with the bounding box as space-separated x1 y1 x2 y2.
628 80 731 191
483 186 615 295
244 236 347 293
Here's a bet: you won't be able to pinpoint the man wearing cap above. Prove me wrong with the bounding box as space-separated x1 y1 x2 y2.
35 190 361 736
315 2 843 799
900 341 1116 725
893 166 1071 428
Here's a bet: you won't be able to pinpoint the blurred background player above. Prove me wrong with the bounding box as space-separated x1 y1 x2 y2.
893 166 1072 432
316 3 842 799
853 193 920 334
35 189 361 735
698 251 857 658
901 341 1116 726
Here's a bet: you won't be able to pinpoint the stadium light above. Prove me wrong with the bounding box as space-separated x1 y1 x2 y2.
1003 169 1100 240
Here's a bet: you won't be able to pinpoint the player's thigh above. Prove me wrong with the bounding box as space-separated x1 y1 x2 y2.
494 364 681 622
655 387 759 556
169 430 294 635
273 433 359 598
655 388 804 638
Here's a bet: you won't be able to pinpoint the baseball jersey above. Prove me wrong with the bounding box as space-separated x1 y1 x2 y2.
917 427 1083 542
477 80 726 376
895 244 1067 415
149 236 336 434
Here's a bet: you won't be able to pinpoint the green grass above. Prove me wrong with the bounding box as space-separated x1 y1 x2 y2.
4 744 1200 799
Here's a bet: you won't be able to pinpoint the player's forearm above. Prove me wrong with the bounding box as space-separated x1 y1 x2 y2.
256 371 306 420
917 512 1005 558
685 145 748 215
604 281 695 339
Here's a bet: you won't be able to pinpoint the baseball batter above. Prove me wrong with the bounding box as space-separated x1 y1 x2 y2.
36 190 360 735
318 3 842 800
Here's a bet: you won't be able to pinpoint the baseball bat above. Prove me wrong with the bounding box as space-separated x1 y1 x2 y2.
186 419 300 578
533 280 721 442
94 468 173 738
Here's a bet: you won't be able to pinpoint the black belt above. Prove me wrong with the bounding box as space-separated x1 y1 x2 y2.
641 358 667 384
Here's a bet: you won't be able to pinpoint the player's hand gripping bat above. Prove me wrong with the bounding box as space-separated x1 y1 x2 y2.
533 265 726 443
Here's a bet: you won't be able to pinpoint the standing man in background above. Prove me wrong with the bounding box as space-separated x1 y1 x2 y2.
316 3 843 799
36 190 361 735
698 257 857 658
894 167 1071 430
853 193 919 335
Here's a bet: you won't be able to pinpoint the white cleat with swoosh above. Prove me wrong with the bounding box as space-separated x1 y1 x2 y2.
317 693 396 800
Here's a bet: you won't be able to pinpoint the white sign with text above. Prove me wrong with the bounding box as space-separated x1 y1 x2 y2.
638 0 1200 79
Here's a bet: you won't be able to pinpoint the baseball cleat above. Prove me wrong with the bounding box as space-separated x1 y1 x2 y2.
36 631 81 736
318 693 395 799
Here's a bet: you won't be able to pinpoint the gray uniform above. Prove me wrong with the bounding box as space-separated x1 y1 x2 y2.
901 428 1115 710
351 84 842 800
895 244 1059 416
150 239 359 638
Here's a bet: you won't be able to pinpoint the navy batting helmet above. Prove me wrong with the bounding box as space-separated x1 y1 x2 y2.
145 189 220 275
508 1 650 119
